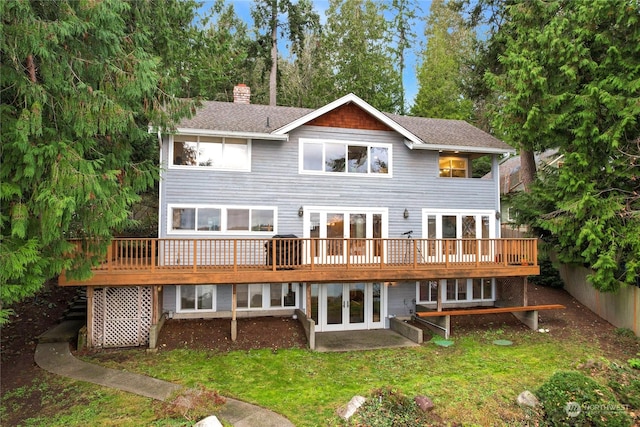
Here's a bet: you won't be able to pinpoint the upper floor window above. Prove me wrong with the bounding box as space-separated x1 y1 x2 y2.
439 156 468 178
300 138 391 176
169 205 275 234
172 135 250 171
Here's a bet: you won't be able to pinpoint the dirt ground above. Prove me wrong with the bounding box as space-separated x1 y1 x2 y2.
155 316 309 352
1 281 639 426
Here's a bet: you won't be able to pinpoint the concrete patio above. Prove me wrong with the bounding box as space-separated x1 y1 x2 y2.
314 329 420 352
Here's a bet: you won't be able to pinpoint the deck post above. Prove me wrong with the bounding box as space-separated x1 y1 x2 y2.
150 240 156 272
231 284 237 341
436 280 443 312
503 240 508 266
306 283 311 317
523 276 528 307
193 240 197 272
107 242 113 271
86 286 93 349
151 286 158 324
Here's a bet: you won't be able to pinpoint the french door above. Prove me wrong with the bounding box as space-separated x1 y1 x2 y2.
305 208 387 264
319 283 384 331
422 210 496 262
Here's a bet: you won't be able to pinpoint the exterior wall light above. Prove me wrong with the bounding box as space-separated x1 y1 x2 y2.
298 206 304 217
403 208 409 219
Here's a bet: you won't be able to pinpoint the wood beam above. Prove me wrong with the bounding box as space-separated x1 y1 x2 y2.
59 265 541 287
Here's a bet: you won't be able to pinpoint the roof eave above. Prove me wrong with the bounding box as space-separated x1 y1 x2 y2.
175 127 289 141
405 140 516 155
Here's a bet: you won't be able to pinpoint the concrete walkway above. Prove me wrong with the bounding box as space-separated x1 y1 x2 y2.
35 321 294 426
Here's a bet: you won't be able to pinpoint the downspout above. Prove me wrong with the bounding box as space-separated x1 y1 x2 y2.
156 130 163 240
494 154 501 238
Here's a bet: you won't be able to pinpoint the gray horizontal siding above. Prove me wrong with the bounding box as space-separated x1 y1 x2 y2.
159 125 499 239
387 282 417 317
163 285 176 313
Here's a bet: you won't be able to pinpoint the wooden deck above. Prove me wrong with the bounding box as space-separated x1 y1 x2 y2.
59 237 540 286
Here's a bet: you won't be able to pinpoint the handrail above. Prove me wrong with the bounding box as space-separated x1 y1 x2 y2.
67 237 538 274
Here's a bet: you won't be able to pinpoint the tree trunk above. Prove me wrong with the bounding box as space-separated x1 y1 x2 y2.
269 2 278 106
520 147 536 192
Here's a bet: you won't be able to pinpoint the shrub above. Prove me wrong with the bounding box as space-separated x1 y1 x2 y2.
345 387 442 427
628 358 640 370
607 363 640 409
613 328 637 339
536 371 631 426
529 256 564 288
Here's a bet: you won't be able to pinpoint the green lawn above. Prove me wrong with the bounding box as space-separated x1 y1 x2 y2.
4 327 617 426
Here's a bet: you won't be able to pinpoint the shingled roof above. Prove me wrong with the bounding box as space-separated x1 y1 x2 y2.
178 101 312 135
176 94 514 154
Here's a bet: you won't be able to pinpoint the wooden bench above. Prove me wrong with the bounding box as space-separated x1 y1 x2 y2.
416 304 566 317
413 304 565 339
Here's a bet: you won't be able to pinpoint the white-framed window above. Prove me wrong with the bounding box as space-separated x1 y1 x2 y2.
236 284 298 310
422 210 495 239
168 205 276 235
446 278 494 302
439 156 468 178
418 280 439 302
300 138 391 176
177 285 216 312
417 278 494 303
171 135 251 171
270 283 298 308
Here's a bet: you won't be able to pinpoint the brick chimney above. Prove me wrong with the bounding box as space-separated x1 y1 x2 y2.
233 83 251 104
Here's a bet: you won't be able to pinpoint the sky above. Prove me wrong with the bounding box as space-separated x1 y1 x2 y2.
198 0 431 108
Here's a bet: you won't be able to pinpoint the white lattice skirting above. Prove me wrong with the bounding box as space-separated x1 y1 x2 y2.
92 287 152 348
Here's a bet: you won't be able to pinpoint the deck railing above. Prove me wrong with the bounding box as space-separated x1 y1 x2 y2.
70 237 537 273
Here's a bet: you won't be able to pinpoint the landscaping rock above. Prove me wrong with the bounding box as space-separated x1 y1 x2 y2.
337 395 366 420
414 395 435 412
516 390 540 408
193 415 223 427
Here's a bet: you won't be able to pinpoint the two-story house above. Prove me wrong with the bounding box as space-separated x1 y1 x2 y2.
61 86 544 348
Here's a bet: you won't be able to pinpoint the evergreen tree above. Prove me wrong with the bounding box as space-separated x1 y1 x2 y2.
386 0 422 115
184 0 253 101
251 0 319 105
278 31 333 108
412 0 474 120
0 0 192 323
320 0 402 113
487 0 640 291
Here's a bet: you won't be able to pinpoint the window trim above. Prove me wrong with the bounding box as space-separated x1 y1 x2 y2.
302 206 389 239
169 135 252 172
176 285 217 313
299 138 392 177
438 155 469 178
421 209 496 240
416 278 495 304
235 283 299 311
167 204 277 235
